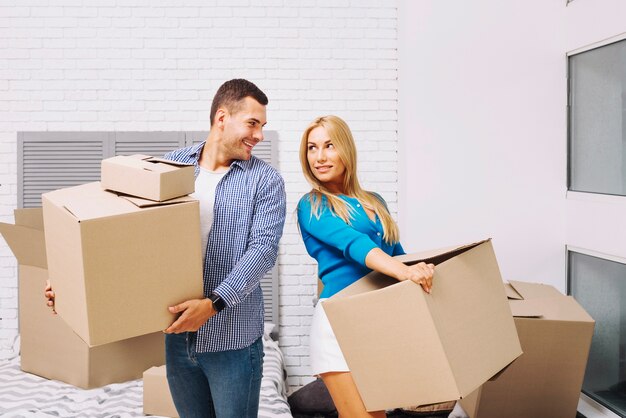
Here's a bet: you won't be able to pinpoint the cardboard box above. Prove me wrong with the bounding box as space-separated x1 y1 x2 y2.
101 154 195 201
460 280 595 418
323 239 522 411
0 208 166 389
143 366 179 418
42 182 204 346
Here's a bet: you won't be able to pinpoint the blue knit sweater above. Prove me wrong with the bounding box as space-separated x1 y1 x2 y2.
297 193 405 298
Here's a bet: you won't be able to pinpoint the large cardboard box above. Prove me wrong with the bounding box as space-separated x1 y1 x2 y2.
0 208 165 389
460 280 595 418
143 366 179 418
101 154 195 201
42 181 204 346
323 239 522 411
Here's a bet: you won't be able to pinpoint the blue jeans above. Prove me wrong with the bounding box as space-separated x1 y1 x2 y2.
165 332 264 418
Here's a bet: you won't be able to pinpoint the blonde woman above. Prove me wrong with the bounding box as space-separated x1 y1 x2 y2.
296 115 435 418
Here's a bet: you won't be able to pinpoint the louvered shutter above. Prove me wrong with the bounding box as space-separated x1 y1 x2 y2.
185 131 280 325
113 132 185 157
18 132 106 208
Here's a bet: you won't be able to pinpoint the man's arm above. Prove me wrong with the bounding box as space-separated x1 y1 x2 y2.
212 170 286 306
165 169 286 334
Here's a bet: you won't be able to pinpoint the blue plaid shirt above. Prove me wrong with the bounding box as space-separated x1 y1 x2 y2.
164 142 286 352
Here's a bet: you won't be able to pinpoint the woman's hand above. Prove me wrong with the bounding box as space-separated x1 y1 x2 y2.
404 262 435 293
365 248 435 293
44 279 56 314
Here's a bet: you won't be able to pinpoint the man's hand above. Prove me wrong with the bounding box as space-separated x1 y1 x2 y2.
164 298 217 334
44 279 56 314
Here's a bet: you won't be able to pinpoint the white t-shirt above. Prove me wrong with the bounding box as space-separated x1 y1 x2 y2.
191 166 228 262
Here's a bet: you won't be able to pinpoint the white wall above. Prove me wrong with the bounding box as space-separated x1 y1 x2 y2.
399 4 626 415
0 1 400 389
398 0 568 291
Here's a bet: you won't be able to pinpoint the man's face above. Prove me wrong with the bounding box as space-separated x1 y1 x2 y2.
219 96 267 161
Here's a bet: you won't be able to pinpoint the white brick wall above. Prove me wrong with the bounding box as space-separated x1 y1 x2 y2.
0 0 398 390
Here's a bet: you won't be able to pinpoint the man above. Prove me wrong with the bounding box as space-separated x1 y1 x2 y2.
161 79 286 418
46 79 286 418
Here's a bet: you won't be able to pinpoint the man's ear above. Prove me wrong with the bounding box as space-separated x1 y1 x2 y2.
214 107 227 130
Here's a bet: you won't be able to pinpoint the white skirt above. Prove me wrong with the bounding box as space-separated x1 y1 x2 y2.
309 298 350 376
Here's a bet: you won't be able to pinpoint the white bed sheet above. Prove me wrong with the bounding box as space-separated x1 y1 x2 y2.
0 330 292 418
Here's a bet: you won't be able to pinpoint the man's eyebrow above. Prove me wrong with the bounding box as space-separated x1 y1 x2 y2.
248 117 267 127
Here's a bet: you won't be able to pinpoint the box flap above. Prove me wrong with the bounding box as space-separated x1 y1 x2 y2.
395 239 490 266
508 299 544 318
121 154 193 169
504 283 523 300
49 183 140 221
45 182 196 220
14 208 44 231
120 194 196 208
0 222 47 268
144 156 194 168
508 280 563 300
334 239 491 300
103 155 192 173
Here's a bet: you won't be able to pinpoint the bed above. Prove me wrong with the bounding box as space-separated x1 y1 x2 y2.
0 325 292 418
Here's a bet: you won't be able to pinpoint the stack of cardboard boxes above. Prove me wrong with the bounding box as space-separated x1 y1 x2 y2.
319 240 595 415
0 154 203 389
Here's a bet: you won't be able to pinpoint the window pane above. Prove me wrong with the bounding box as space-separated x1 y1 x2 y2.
569 251 626 416
568 39 626 196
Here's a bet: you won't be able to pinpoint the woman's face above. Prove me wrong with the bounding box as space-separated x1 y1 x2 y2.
306 125 346 193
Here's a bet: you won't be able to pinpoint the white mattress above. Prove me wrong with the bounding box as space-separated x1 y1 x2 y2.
0 330 292 418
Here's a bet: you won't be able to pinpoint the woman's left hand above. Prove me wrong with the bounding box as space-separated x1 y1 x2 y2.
405 262 435 293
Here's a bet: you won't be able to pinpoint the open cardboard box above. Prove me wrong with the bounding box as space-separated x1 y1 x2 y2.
101 154 195 201
42 182 204 346
460 280 595 418
323 239 522 411
0 208 165 389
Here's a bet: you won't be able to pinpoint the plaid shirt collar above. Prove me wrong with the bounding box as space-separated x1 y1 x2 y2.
186 141 250 174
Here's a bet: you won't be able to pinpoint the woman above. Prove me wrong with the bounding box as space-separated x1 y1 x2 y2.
296 115 436 418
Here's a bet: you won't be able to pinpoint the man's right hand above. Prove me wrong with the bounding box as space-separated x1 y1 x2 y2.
44 279 56 314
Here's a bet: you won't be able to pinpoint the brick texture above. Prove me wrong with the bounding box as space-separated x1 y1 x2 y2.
0 0 398 389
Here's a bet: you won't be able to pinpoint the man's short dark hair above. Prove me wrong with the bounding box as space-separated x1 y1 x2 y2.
210 79 269 126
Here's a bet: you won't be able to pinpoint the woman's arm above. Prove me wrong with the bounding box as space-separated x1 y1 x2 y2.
365 248 434 293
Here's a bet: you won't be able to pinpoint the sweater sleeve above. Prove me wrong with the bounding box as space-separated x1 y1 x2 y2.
297 195 378 267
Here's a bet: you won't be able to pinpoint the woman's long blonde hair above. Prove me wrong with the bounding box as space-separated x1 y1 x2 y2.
299 115 400 244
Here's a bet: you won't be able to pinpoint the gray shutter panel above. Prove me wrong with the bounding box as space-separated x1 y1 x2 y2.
257 131 279 325
18 132 106 208
113 132 186 157
185 130 280 325
185 131 208 147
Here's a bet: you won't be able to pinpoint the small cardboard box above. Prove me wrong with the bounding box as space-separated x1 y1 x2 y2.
42 182 204 346
323 239 522 411
460 280 595 418
143 365 179 418
101 154 195 201
0 208 165 389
